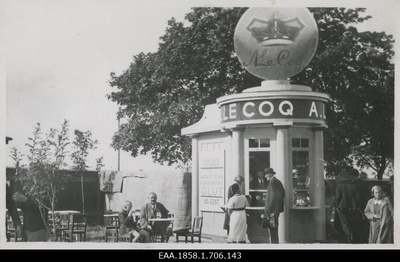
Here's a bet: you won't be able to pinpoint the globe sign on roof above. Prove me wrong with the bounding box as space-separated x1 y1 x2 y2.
234 8 319 80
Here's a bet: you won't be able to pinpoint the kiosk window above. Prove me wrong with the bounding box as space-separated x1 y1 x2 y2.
247 138 270 207
292 138 309 148
260 138 270 147
292 138 311 207
249 151 270 177
249 138 270 148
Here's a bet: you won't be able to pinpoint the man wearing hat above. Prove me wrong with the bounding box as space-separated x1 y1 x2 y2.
264 167 285 244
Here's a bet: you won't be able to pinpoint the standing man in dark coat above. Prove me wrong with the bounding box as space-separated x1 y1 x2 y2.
264 167 285 244
6 184 22 241
12 191 48 242
334 171 357 243
350 169 370 243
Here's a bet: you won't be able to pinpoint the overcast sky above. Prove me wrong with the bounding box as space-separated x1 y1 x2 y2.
1 0 398 172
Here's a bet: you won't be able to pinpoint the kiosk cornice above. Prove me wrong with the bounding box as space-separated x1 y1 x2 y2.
273 121 293 129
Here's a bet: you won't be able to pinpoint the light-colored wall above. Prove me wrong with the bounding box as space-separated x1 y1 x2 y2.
107 170 192 231
197 131 229 236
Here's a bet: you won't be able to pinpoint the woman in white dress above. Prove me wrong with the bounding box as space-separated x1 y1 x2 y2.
227 183 248 243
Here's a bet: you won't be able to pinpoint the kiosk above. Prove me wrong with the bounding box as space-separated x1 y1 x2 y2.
182 8 331 243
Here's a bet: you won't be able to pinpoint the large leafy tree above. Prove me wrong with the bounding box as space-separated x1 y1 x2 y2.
107 8 255 165
292 8 394 179
107 8 394 178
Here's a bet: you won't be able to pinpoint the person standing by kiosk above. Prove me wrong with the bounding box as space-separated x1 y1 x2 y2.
364 186 393 243
250 170 268 207
350 169 369 243
264 168 285 244
334 171 357 243
223 175 244 235
227 183 249 243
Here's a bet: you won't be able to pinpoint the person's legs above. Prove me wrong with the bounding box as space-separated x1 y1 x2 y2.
26 229 48 242
351 209 364 243
165 227 173 242
269 227 279 243
139 229 151 243
337 208 352 243
131 230 141 242
269 213 280 244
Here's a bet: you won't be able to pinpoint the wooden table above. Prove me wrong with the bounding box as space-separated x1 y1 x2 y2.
53 210 81 215
148 218 174 222
103 213 119 217
245 207 265 210
148 218 175 242
50 210 80 223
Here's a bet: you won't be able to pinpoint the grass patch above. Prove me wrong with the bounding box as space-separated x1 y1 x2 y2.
86 225 106 242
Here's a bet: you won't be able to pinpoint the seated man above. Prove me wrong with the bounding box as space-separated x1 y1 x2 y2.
140 192 173 242
119 200 150 242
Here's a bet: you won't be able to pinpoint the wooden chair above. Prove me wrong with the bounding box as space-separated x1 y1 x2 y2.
105 214 119 242
104 214 134 242
175 216 203 243
119 233 132 242
64 214 87 242
54 213 70 242
6 209 24 242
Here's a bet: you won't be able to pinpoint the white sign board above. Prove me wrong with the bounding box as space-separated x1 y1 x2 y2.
199 151 225 212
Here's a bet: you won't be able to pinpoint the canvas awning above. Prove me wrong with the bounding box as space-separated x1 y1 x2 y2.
99 170 148 193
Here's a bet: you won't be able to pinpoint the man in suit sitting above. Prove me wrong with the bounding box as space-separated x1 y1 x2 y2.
250 170 268 206
140 192 173 242
264 167 285 244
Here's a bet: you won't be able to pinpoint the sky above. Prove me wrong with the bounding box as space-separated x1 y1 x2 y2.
1 0 398 173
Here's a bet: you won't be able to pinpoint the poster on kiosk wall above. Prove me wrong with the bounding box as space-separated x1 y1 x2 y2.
198 150 225 212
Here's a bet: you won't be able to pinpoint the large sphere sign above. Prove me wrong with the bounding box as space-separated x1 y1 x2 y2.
234 8 318 80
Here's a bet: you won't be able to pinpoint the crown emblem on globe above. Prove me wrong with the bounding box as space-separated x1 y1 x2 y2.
246 11 305 46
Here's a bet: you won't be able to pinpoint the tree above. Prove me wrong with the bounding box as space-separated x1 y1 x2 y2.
108 8 254 166
292 8 394 179
107 8 394 178
11 120 71 240
71 130 98 214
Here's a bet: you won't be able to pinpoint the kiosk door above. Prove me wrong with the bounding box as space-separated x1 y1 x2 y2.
245 138 271 243
247 138 270 207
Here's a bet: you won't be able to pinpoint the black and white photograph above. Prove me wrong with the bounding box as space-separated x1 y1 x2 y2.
1 0 398 251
